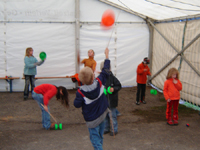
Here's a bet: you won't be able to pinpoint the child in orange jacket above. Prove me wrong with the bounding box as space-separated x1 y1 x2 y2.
81 49 97 72
136 57 151 105
163 68 182 125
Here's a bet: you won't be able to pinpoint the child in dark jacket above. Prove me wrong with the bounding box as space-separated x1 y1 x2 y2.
100 61 121 136
74 48 110 150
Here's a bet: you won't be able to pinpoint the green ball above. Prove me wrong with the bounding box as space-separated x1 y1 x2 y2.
39 51 46 60
104 88 107 95
150 89 154 94
154 90 157 95
107 86 113 94
150 89 157 95
55 124 58 130
59 123 62 130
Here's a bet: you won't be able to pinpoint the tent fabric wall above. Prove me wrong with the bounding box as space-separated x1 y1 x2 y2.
0 0 150 91
151 20 200 105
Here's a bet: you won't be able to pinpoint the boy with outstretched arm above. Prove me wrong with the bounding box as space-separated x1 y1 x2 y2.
74 48 110 150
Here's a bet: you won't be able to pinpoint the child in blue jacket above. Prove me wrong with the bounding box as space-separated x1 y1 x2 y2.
74 48 110 150
24 47 44 100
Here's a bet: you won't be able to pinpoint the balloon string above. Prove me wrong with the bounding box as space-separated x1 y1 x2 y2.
106 10 121 48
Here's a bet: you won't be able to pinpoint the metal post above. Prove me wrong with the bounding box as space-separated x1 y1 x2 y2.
149 33 200 81
75 0 80 88
146 19 154 76
147 19 200 82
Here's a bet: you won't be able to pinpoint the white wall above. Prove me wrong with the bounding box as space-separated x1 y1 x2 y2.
0 0 149 91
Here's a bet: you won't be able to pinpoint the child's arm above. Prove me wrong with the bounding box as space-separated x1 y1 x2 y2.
163 81 170 101
111 76 122 93
81 59 86 64
74 92 84 108
174 80 182 91
137 65 144 74
147 67 151 76
97 48 110 85
34 58 45 66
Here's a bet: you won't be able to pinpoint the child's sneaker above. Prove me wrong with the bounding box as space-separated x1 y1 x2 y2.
49 122 56 130
136 101 140 105
167 120 174 126
173 120 178 125
140 100 146 104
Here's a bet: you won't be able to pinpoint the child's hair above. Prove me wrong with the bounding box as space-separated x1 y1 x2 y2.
79 66 94 85
88 49 95 56
25 47 33 57
56 86 69 108
166 68 179 79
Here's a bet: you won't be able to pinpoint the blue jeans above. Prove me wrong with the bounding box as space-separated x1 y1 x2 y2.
24 75 35 98
104 108 118 133
32 91 51 130
88 121 105 150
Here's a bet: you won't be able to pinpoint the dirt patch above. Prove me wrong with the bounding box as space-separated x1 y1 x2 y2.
0 86 200 150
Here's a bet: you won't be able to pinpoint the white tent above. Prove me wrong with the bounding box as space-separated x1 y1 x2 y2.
0 0 199 105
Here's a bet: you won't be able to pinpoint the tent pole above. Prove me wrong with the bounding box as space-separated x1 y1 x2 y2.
148 33 200 82
146 19 154 80
75 0 80 88
147 19 200 82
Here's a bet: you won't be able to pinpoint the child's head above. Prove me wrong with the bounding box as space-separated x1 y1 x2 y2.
79 66 94 85
143 57 150 66
88 49 95 57
166 68 179 79
25 47 33 57
56 86 69 108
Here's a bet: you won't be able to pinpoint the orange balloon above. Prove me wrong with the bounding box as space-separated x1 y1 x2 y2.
101 9 115 27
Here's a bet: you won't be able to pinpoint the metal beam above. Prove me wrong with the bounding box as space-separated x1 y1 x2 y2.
98 0 147 20
149 32 200 82
147 19 200 82
75 0 80 88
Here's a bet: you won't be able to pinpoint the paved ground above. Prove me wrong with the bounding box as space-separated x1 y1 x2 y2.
0 87 200 150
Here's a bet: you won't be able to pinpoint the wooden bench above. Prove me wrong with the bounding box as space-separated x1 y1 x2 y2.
22 76 74 79
0 77 20 93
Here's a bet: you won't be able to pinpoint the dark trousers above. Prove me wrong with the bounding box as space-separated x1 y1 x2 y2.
136 83 146 102
24 75 35 98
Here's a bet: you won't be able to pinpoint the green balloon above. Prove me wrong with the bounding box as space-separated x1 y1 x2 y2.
150 89 157 95
55 124 58 130
59 123 62 130
154 90 157 95
39 51 46 60
107 86 113 94
104 88 107 95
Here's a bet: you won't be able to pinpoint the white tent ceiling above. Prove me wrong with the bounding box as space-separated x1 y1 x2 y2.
99 0 200 21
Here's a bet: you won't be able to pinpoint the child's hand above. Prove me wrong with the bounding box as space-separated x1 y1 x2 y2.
43 105 48 112
105 48 109 59
173 78 177 84
144 69 147 72
167 99 171 102
110 87 114 92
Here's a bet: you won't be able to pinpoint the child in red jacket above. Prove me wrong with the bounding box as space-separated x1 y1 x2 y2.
163 68 182 125
136 57 151 105
32 84 69 130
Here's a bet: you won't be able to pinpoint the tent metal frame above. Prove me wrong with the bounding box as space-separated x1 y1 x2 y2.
147 19 200 83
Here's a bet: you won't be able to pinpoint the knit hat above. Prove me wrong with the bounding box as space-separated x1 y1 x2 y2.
143 57 150 64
